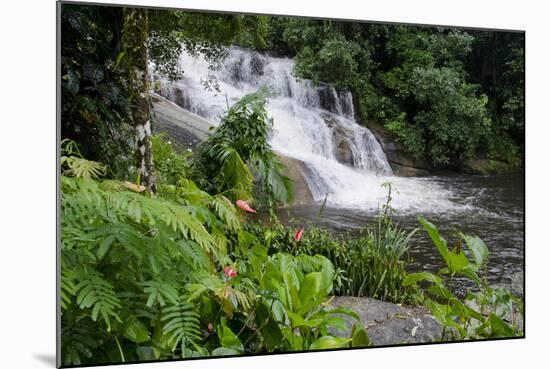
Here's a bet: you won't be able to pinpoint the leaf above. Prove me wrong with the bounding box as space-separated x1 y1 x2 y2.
462 234 489 267
351 324 371 347
217 317 244 352
418 216 451 267
309 336 351 350
211 347 242 356
123 316 150 343
403 272 442 286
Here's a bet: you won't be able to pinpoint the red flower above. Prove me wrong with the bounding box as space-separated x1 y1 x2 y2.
223 266 238 277
236 200 257 213
294 228 304 242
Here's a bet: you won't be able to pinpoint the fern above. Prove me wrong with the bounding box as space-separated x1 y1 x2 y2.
161 296 202 352
142 279 181 308
74 271 121 330
211 195 241 233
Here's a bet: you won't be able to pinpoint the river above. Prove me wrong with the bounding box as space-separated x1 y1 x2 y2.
275 173 524 290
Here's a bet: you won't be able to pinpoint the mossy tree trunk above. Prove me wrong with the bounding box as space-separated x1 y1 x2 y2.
122 8 157 192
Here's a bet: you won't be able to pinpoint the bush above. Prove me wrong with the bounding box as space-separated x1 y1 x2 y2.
195 87 293 212
404 217 523 340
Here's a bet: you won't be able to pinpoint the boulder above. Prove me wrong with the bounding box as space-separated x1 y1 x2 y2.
277 155 314 206
328 296 442 346
463 158 516 175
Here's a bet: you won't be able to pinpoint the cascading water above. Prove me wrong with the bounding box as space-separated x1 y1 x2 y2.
155 47 472 214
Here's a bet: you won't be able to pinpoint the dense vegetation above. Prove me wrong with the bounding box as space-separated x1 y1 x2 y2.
251 19 524 168
60 3 524 366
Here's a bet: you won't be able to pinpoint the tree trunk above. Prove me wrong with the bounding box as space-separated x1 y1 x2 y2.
122 8 157 193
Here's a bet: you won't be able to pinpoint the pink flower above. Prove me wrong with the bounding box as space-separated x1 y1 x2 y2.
223 266 238 277
236 199 257 213
294 228 304 242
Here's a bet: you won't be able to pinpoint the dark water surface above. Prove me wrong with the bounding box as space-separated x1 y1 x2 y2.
275 173 524 290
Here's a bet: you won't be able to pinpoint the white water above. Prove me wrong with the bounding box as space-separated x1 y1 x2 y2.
155 47 474 214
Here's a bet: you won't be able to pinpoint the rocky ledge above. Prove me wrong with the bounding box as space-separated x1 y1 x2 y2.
328 296 442 346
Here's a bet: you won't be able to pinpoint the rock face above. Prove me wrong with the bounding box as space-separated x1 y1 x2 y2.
328 296 442 346
151 92 213 151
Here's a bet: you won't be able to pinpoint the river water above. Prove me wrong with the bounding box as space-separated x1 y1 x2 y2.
154 46 525 290
276 173 524 289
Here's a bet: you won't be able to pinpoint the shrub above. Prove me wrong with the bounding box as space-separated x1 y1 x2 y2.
404 217 523 340
195 87 293 213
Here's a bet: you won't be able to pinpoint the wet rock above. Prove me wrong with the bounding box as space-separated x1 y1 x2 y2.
172 87 191 111
328 296 442 346
277 155 314 206
250 54 266 76
365 121 433 176
391 163 430 177
463 159 517 175
318 85 341 114
334 136 354 166
323 115 355 167
150 93 213 150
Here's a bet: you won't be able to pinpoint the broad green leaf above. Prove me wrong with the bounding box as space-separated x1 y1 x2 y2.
403 272 442 286
218 318 243 352
136 346 156 361
351 324 371 347
298 272 323 313
418 216 451 268
211 347 242 356
309 336 351 350
462 234 489 267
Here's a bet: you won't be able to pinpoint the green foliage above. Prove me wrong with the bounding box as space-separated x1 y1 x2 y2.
403 217 523 340
196 87 293 211
61 149 363 366
61 4 134 178
295 37 362 88
151 133 192 187
246 185 423 305
257 18 523 168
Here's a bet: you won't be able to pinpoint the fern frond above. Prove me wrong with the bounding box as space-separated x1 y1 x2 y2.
141 279 181 308
161 296 202 352
211 195 241 233
61 270 77 310
74 271 121 330
62 156 106 180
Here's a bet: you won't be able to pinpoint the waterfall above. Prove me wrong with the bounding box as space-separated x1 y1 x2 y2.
154 47 471 214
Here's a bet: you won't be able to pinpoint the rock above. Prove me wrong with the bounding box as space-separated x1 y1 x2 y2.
323 114 356 167
150 92 213 150
277 155 314 206
249 54 266 76
172 87 191 111
463 159 516 175
334 136 354 166
328 296 442 346
391 163 430 177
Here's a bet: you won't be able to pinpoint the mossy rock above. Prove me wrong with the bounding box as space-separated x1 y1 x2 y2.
463 158 519 175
